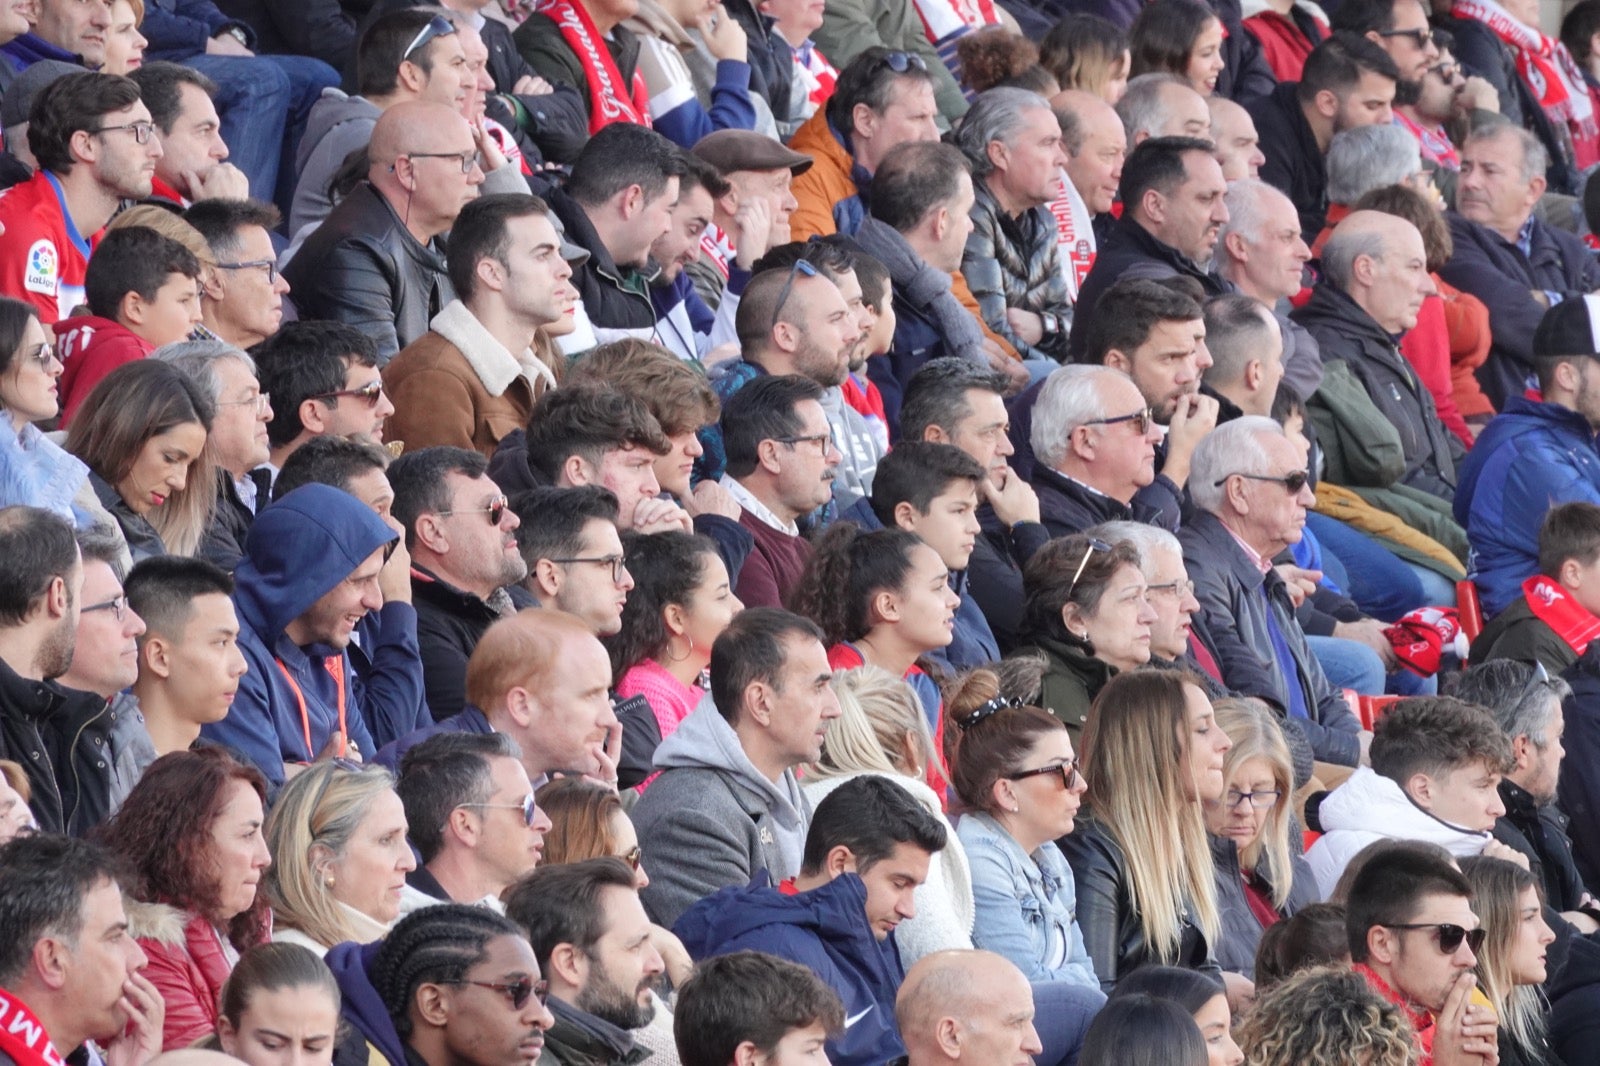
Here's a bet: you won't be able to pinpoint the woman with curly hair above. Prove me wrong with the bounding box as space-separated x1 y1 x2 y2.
956 28 1060 95
98 748 272 1051
1235 965 1418 1066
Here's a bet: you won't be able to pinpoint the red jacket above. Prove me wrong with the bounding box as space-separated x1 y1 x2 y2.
54 315 152 427
130 902 261 1051
1355 962 1437 1064
1243 7 1327 83
1400 292 1474 449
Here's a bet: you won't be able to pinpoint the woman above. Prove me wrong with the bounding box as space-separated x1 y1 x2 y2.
1130 0 1227 94
946 668 1098 989
1235 965 1417 1066
216 943 341 1066
0 297 87 521
99 748 272 1051
1016 535 1157 738
607 531 742 790
1204 700 1318 980
1079 994 1207 1066
1112 967 1243 1066
789 526 958 731
1459 857 1560 1066
0 760 34 842
65 359 216 559
1061 671 1230 994
957 28 1059 95
263 763 417 955
1041 14 1131 103
804 666 973 964
101 0 147 74
1252 903 1349 988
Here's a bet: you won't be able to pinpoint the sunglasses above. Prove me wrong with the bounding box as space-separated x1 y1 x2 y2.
439 494 509 526
457 977 550 1011
1214 470 1309 493
1067 537 1114 597
875 50 928 74
620 845 642 870
1008 759 1082 789
459 793 541 827
402 14 457 60
1082 407 1153 436
1378 27 1432 47
312 379 386 406
1385 923 1486 955
769 258 819 332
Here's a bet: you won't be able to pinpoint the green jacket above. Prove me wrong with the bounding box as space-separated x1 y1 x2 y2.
811 0 967 123
1469 597 1578 677
1015 631 1115 739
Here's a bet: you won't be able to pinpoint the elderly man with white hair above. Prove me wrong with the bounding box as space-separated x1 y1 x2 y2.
1114 73 1212 146
1178 416 1369 772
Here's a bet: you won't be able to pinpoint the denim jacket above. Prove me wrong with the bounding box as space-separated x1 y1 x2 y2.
957 812 1099 989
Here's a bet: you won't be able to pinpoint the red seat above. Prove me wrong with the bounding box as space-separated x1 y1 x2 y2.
1458 579 1484 646
1359 694 1402 730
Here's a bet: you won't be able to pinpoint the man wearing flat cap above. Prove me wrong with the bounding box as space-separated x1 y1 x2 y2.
686 127 812 313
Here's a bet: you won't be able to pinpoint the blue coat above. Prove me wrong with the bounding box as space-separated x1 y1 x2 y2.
675 873 905 1066
1456 397 1600 618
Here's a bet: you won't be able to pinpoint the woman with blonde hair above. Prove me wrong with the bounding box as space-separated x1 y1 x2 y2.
1205 699 1318 980
803 666 972 964
1062 670 1232 995
1459 856 1559 1066
1234 965 1418 1066
263 763 416 955
1040 14 1131 103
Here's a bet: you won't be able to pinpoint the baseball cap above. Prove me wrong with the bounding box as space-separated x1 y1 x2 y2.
1533 293 1600 359
691 129 813 177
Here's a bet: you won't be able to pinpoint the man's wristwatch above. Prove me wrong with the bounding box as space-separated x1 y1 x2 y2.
220 25 249 46
1040 311 1061 337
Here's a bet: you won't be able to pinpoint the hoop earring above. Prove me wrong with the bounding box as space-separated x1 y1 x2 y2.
666 634 695 663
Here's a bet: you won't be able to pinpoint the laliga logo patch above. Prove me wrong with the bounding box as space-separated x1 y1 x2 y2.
23 240 57 297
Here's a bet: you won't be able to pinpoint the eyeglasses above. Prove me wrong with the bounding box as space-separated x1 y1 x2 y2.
1213 470 1310 494
1067 537 1113 597
620 845 642 870
874 50 928 74
1222 788 1281 810
403 151 479 175
216 391 272 415
1379 27 1433 47
438 494 509 526
311 380 386 406
769 258 818 332
1384 923 1486 955
216 259 279 285
82 595 129 621
23 342 60 369
402 13 457 60
1081 407 1153 436
454 978 550 1011
775 431 833 454
1146 578 1196 600
548 555 630 583
459 793 541 827
90 120 156 144
1009 759 1082 789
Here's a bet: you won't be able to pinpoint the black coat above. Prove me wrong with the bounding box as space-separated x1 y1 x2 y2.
212 0 361 69
546 187 658 334
1559 645 1600 892
1494 778 1590 911
1247 81 1327 240
45 688 133 837
0 655 66 833
1032 462 1182 539
200 470 256 573
969 509 1052 654
412 568 535 723
90 471 166 562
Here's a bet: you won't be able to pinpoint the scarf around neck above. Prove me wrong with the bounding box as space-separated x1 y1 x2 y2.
0 990 65 1066
1523 574 1600 654
535 0 652 134
1046 168 1097 301
854 217 988 365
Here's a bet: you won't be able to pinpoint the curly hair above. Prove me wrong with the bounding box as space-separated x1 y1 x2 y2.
602 530 721 678
1236 966 1418 1066
1369 696 1514 787
787 525 925 648
957 28 1043 94
97 748 270 949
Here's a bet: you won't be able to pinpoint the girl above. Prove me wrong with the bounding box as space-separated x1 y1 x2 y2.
1130 0 1227 94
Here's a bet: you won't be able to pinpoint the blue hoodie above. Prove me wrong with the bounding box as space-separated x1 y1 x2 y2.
326 940 409 1066
674 873 905 1066
201 485 404 788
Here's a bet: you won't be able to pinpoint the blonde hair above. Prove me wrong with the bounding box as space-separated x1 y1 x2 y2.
263 764 399 948
1458 857 1547 1059
108 206 214 270
1081 670 1220 958
1212 698 1295 909
810 667 934 783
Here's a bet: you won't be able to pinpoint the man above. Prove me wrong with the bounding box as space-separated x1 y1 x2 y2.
1180 417 1367 770
1295 212 1464 514
675 777 948 1066
673 952 843 1066
511 487 634 638
1470 502 1600 675
1457 298 1600 618
956 87 1072 368
1393 37 1498 175
127 61 249 206
1440 123 1600 409
687 128 809 313
395 731 549 911
1207 96 1266 180
0 835 162 1066
125 555 247 765
1316 123 1426 247
183 198 291 349
389 446 530 722
284 100 485 362
1344 845 1500 1064
1329 0 1440 87
2 0 111 68
0 506 80 832
511 0 652 133
200 483 423 787
1114 73 1211 147
0 72 162 324
1246 32 1400 239
896 951 1047 1066
544 123 685 341
502 858 666 1066
1065 136 1231 362
648 154 739 364
254 320 394 480
1051 90 1125 317
630 607 841 927
385 194 579 457
718 376 840 608
789 46 940 240
271 435 396 513
1201 293 1285 419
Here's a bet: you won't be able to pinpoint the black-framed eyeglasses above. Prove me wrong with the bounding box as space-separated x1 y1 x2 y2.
82 595 129 621
216 391 272 415
439 494 509 526
216 259 279 285
90 120 156 144
1081 407 1153 436
453 977 550 1011
1384 923 1486 955
770 258 818 332
1379 27 1432 47
402 13 457 60
1067 537 1113 597
775 431 833 454
548 555 629 583
403 150 478 175
620 845 642 870
1146 578 1196 600
874 50 928 74
1222 788 1281 810
311 380 386 406
1214 470 1309 493
1009 759 1082 789
459 793 540 827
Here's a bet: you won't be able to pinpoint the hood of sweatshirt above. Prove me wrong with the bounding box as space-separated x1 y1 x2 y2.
652 702 807 835
296 90 381 174
327 939 409 1066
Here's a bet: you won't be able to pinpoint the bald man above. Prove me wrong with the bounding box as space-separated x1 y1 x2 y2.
1207 97 1266 181
897 950 1100 1066
1051 91 1126 310
1291 209 1465 505
285 101 487 361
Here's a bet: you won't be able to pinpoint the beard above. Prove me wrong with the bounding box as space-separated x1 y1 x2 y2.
576 963 657 1032
36 610 76 680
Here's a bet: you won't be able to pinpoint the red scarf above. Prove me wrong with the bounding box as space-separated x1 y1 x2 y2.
0 991 66 1066
1393 111 1460 171
1523 575 1600 655
535 0 651 135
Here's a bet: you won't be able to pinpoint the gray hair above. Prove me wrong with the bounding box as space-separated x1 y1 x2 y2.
1188 415 1282 515
1214 178 1292 272
956 87 1055 178
1116 73 1190 144
1089 519 1181 577
1465 120 1549 184
1031 364 1114 470
152 339 258 402
1448 659 1570 749
1320 224 1389 293
1326 124 1421 204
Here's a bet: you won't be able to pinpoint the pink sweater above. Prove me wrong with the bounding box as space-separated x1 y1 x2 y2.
616 658 704 749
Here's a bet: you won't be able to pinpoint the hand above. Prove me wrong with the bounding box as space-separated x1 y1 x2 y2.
206 31 253 55
1562 909 1600 934
730 194 775 271
981 340 1030 394
586 722 622 790
1455 75 1500 115
314 731 360 763
379 517 413 606
698 3 748 62
1274 564 1320 607
631 497 694 534
1481 839 1531 870
186 162 251 201
1531 289 1552 310
982 464 1040 527
513 73 553 95
1160 392 1220 487
1005 307 1044 346
104 971 164 1066
1357 729 1373 765
685 479 742 521
1432 972 1499 1066
1219 970 1255 1014
648 924 696 989
703 342 742 368
1333 617 1399 670
471 118 508 173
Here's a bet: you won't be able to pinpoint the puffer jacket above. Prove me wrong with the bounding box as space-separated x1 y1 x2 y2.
787 109 865 240
963 178 1071 363
1209 834 1318 979
128 901 260 1052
